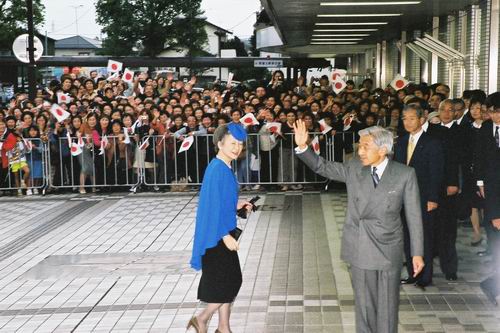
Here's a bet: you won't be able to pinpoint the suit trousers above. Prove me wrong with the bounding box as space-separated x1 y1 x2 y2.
436 194 458 275
403 209 435 285
351 265 401 333
482 222 500 297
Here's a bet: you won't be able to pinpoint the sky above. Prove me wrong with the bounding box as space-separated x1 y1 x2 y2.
40 0 261 40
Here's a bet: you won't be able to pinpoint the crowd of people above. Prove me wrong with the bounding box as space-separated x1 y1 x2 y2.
0 67 499 298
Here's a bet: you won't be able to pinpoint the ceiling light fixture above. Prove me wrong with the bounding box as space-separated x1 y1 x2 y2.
318 14 402 17
311 38 363 41
315 22 388 25
320 1 420 5
314 29 378 32
312 34 370 37
311 42 359 45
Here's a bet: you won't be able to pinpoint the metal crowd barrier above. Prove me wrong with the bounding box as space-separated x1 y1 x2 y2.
0 132 356 194
141 131 356 188
48 135 141 192
0 138 49 194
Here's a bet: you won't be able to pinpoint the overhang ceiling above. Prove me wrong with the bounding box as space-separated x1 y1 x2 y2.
260 0 480 56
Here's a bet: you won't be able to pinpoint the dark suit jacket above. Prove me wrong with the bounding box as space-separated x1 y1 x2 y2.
394 131 445 213
297 148 423 271
474 120 500 221
427 123 459 188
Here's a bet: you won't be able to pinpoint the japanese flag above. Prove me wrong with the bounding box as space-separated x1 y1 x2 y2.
122 68 134 83
99 135 108 155
178 136 194 153
226 72 234 87
332 78 347 94
332 68 347 81
66 132 72 148
123 127 131 144
57 92 72 104
77 136 84 147
139 139 149 150
50 104 70 123
311 136 320 155
107 59 123 73
70 142 82 156
390 74 409 91
240 113 259 127
23 138 33 152
266 122 282 134
343 114 354 131
131 118 142 134
318 119 332 135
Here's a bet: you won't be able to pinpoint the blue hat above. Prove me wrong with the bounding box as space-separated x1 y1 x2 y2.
227 123 247 142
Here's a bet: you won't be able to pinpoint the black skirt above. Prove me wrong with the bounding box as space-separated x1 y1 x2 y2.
198 239 242 303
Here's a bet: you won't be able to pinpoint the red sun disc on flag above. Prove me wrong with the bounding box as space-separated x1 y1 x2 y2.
335 82 343 90
396 80 405 89
71 146 77 152
182 141 190 147
314 143 320 151
332 73 340 80
124 73 132 80
269 126 277 132
244 118 253 124
61 95 67 101
320 124 325 131
56 108 63 116
111 63 118 70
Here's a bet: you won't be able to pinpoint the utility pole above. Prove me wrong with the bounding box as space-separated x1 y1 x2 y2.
26 0 37 100
214 30 226 81
71 5 84 37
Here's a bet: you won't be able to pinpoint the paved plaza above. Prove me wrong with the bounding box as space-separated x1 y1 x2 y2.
0 191 499 332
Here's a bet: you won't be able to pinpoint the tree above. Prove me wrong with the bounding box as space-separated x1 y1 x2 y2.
170 7 208 57
0 0 45 52
221 36 248 57
96 0 208 57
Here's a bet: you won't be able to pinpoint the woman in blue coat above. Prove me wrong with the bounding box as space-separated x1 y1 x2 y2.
188 123 252 333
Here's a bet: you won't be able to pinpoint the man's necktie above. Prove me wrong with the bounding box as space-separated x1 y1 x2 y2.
407 136 415 165
495 126 499 148
372 166 380 188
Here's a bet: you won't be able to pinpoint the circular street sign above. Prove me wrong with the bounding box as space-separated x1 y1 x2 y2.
12 34 44 64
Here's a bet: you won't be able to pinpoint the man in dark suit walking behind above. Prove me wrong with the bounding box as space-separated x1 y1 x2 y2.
476 92 500 306
394 104 445 288
293 120 424 333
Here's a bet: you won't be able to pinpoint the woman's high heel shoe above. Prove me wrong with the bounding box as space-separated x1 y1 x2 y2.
186 316 201 333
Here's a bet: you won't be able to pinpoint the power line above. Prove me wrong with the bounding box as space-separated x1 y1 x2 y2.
228 11 257 31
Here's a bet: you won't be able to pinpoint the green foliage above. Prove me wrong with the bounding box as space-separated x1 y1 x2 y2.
221 36 248 57
0 0 45 51
95 0 208 57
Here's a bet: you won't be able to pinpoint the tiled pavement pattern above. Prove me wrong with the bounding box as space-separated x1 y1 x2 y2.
0 192 498 332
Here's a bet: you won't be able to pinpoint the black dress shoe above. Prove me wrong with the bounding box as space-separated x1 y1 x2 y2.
401 277 417 284
414 282 427 291
471 238 483 247
480 283 498 306
445 273 458 281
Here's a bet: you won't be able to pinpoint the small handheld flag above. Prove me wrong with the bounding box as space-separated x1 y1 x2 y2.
178 136 194 153
50 104 70 122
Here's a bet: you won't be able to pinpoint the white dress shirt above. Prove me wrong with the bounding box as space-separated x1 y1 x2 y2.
422 121 429 132
410 128 424 146
456 109 469 125
477 122 500 186
372 157 389 180
441 121 455 128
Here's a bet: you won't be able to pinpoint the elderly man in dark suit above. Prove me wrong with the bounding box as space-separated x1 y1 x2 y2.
293 120 424 333
476 92 500 306
395 104 445 288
